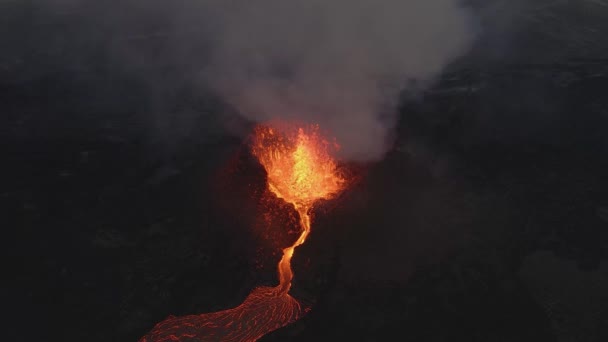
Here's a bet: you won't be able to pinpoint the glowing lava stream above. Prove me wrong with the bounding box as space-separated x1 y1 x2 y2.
275 205 310 294
253 125 345 295
140 124 345 342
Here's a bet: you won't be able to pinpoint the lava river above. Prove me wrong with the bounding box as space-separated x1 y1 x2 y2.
140 123 346 342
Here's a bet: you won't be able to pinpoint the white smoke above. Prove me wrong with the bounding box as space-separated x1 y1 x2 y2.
26 0 477 160
200 0 477 161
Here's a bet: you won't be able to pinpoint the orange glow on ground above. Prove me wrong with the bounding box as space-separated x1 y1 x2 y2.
140 123 346 342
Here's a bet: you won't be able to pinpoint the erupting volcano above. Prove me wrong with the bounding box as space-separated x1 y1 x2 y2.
251 124 345 295
141 123 346 342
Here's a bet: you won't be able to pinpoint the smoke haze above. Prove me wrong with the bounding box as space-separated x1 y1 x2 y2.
3 0 476 161
200 0 477 160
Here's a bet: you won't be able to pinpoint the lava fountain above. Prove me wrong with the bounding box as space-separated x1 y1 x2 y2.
251 124 345 295
140 123 346 342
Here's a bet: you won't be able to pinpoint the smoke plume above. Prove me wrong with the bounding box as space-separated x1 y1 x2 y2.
11 0 477 161
200 0 477 161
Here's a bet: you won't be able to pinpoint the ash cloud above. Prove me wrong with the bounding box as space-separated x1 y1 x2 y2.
4 0 476 161
199 0 477 161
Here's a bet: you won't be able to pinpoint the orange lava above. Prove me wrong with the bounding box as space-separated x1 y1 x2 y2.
140 123 345 342
139 287 304 342
251 124 345 294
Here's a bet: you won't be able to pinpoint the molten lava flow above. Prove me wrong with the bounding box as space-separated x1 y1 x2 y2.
251 124 345 294
140 123 345 342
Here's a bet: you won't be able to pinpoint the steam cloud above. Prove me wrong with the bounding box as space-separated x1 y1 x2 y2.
23 0 476 160
200 0 477 161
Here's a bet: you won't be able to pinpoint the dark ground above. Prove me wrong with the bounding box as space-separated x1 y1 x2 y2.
3 1 608 341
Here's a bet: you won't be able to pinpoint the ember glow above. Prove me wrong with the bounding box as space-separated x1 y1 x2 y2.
140 123 346 342
251 124 345 294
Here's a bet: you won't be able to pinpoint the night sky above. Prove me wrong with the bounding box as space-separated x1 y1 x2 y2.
3 1 608 341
